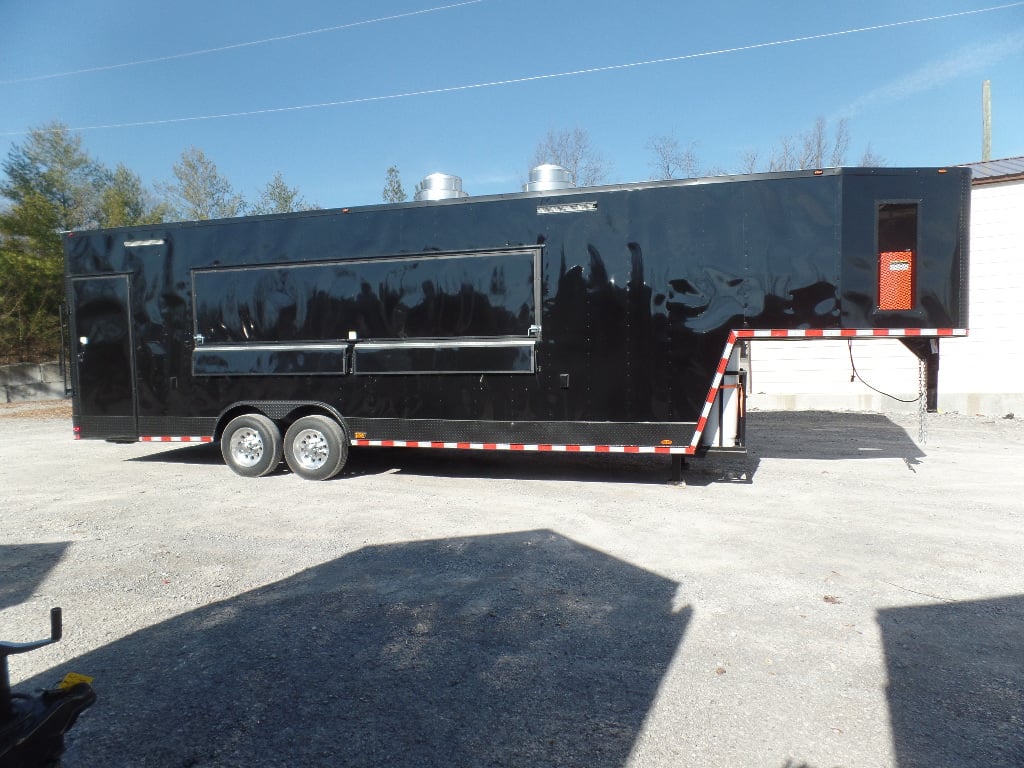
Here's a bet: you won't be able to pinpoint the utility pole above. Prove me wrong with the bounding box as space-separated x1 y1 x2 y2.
982 80 992 161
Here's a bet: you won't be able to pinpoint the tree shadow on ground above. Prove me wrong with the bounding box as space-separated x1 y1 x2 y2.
25 530 690 768
878 595 1024 768
0 542 70 611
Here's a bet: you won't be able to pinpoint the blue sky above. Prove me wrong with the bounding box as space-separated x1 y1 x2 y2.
2 0 1022 209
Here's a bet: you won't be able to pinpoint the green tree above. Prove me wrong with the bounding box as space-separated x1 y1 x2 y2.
159 147 245 221
382 166 407 203
98 164 168 228
251 171 314 215
0 121 109 258
0 243 64 362
0 122 110 361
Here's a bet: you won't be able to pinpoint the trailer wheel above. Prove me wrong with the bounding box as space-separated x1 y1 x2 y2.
283 415 348 481
221 414 283 478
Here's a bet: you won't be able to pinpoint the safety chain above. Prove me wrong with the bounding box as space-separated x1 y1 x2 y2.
918 357 928 445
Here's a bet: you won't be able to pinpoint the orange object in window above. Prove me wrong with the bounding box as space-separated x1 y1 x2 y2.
879 250 914 310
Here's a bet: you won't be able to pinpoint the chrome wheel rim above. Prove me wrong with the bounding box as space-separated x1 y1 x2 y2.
229 428 264 468
291 428 329 470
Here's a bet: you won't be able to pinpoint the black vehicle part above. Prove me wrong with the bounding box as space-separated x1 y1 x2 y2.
220 413 283 478
0 608 96 768
284 415 349 481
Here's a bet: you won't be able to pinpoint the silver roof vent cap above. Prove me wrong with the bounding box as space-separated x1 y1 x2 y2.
523 164 574 192
415 172 469 201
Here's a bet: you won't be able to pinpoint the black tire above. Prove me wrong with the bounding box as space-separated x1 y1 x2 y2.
283 415 348 481
220 414 283 478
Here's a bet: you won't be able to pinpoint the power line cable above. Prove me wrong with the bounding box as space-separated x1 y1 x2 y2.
0 0 483 86
3 1 1021 136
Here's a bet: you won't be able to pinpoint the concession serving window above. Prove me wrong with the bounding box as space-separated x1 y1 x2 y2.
191 247 541 376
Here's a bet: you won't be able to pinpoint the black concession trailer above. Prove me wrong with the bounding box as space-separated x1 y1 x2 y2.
63 167 970 480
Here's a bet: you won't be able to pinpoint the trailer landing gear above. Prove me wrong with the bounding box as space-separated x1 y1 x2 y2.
670 455 688 484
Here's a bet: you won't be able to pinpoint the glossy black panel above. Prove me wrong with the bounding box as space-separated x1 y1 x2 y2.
193 249 538 344
841 170 969 327
353 342 534 374
193 346 347 376
64 168 970 441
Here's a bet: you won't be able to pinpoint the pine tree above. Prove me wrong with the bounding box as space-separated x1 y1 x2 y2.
382 166 407 203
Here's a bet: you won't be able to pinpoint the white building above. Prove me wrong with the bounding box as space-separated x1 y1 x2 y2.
747 158 1024 417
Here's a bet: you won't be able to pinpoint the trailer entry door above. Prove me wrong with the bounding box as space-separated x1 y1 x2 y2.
71 275 137 435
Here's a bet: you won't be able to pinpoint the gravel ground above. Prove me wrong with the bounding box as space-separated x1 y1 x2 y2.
1 404 1022 768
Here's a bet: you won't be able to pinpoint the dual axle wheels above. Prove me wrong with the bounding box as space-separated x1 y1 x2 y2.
220 414 348 480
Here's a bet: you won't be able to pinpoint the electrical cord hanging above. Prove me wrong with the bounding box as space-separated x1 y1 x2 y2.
847 339 922 402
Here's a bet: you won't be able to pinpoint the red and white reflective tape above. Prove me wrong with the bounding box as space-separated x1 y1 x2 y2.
351 439 691 455
123 327 965 455
733 327 967 339
140 435 214 443
687 326 967 449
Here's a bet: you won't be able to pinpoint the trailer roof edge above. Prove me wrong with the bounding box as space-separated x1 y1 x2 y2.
65 166 965 238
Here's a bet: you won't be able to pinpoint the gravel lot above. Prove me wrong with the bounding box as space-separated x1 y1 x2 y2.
2 404 1022 768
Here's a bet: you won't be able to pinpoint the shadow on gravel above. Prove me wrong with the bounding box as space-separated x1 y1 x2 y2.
342 448 682 484
0 542 70 611
128 443 223 466
29 530 690 768
878 595 1024 768
746 411 925 462
128 443 687 484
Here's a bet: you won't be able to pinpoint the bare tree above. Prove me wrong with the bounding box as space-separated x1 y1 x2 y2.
645 133 700 180
858 144 886 167
767 134 799 172
738 149 761 175
531 128 609 187
795 117 850 169
758 117 860 172
829 118 851 167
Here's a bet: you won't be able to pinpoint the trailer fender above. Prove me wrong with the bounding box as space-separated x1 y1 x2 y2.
213 401 346 442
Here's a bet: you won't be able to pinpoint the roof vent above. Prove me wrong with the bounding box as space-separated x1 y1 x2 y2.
523 164 574 192
414 172 469 201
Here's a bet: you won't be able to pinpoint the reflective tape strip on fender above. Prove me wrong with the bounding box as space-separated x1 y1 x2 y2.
140 436 214 442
